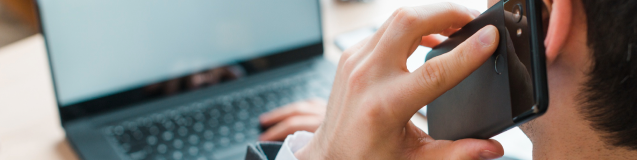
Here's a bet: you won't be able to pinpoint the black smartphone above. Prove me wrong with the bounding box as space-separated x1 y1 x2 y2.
424 0 549 140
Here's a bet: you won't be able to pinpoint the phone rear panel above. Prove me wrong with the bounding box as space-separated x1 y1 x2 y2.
425 0 547 140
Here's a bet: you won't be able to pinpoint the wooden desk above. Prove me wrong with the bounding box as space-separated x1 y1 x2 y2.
0 0 435 159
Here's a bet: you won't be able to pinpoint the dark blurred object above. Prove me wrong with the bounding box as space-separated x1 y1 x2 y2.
0 0 38 47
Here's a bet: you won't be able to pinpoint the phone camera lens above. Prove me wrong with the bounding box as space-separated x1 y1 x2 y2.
512 4 523 23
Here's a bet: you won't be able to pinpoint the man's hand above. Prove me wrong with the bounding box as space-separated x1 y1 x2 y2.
259 99 327 141
295 3 504 160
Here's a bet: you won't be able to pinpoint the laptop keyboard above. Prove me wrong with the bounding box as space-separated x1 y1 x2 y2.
104 73 331 160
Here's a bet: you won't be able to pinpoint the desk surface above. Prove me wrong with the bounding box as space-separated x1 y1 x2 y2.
0 0 530 159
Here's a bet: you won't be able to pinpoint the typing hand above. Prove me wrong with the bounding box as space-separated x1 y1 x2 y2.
259 98 327 141
294 3 504 160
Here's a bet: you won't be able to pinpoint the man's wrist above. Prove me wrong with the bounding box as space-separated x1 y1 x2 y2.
293 131 327 160
294 138 319 160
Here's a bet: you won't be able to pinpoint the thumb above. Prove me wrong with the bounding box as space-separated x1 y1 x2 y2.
448 139 505 160
396 25 499 119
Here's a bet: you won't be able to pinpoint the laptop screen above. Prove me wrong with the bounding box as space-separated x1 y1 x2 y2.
37 0 322 107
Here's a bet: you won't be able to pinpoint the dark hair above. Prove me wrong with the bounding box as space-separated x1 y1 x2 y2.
579 0 637 150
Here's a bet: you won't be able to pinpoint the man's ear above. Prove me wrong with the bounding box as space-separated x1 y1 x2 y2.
544 0 572 65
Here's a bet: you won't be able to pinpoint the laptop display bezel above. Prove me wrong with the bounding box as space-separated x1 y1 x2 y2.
34 0 325 124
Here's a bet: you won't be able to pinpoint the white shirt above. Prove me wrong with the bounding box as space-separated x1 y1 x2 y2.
274 131 315 160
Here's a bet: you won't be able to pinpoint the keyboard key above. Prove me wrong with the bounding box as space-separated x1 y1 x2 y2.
218 126 230 136
234 133 245 142
189 146 199 156
237 100 250 110
144 145 153 155
279 97 291 106
147 136 158 145
172 151 183 160
237 110 249 120
209 109 221 119
221 103 233 113
119 134 131 143
152 113 165 122
154 155 167 160
207 118 219 128
132 130 144 140
248 128 259 136
162 131 173 141
188 135 199 145
219 137 230 147
173 139 183 149
203 142 214 151
223 114 234 124
148 125 160 135
265 101 277 111
193 112 206 121
162 121 175 131
177 126 188 137
113 126 125 135
250 96 264 107
142 117 153 127
125 121 138 131
234 122 245 132
264 93 277 103
203 130 214 140
250 117 260 127
121 143 131 152
168 110 180 118
156 144 167 154
193 122 204 132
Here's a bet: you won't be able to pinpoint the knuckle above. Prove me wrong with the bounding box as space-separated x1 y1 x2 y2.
455 47 469 65
292 104 308 114
359 96 391 125
360 100 382 118
341 48 355 60
282 118 298 127
420 60 448 89
346 67 369 91
394 7 419 28
439 2 460 12
440 2 469 16
342 56 359 72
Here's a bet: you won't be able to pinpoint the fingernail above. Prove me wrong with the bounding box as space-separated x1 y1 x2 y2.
479 26 497 47
479 150 501 160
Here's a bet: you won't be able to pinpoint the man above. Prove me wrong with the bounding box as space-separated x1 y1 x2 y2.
257 0 637 159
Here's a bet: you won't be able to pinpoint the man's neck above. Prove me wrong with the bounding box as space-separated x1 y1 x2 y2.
529 105 637 159
528 51 637 159
531 120 637 159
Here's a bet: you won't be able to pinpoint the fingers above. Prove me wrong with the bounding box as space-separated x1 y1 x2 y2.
420 35 445 48
469 9 481 18
399 25 499 120
259 116 323 141
353 8 402 57
260 99 326 127
420 8 480 48
341 36 371 62
372 3 477 63
449 139 504 160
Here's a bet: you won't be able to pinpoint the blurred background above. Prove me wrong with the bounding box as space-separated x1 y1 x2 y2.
0 0 38 47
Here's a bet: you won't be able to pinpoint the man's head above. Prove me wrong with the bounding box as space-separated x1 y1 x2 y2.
486 0 637 157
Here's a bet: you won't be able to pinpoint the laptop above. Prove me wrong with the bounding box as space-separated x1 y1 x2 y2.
35 0 334 159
